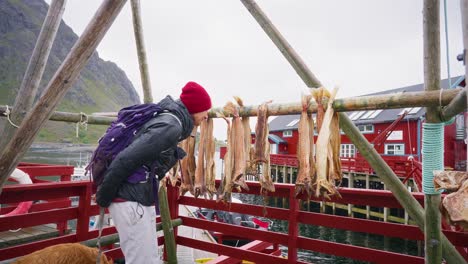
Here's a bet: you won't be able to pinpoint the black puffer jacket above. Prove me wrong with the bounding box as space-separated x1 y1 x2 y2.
96 96 194 207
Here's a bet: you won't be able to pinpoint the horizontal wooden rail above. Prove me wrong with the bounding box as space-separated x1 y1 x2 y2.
0 208 77 231
296 236 424 263
178 236 290 264
0 181 86 203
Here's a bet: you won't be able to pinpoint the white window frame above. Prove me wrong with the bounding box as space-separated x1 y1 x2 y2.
340 144 356 158
384 144 405 155
357 124 374 134
283 130 293 137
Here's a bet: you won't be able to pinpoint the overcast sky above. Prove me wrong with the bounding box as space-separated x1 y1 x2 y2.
44 0 465 140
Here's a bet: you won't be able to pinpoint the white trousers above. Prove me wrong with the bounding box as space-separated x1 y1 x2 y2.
109 201 161 264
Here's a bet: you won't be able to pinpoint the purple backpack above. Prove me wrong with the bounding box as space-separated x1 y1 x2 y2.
86 103 162 192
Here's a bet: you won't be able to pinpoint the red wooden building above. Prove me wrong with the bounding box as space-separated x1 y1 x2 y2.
265 76 466 170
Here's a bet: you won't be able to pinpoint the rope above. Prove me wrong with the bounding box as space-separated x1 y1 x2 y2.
407 118 413 156
422 123 444 194
75 112 89 138
3 105 19 128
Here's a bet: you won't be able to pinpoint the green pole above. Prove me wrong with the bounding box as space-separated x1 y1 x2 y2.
159 181 177 263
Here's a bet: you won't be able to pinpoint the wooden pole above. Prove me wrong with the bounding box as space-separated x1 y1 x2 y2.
440 89 466 121
461 0 468 170
130 0 153 103
158 182 177 263
2 88 460 126
0 106 116 125
81 218 182 247
0 0 128 192
239 1 465 262
423 1 443 262
0 0 66 151
208 88 462 118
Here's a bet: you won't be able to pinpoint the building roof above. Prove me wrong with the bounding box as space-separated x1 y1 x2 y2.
268 134 287 144
269 76 465 132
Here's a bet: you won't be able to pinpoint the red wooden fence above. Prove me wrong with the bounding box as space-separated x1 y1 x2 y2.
0 164 466 263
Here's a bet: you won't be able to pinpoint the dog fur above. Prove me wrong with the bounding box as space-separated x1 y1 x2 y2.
13 243 113 264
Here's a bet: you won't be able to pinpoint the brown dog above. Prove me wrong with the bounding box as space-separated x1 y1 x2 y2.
13 243 113 264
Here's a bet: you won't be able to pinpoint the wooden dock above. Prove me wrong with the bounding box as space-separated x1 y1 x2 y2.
0 224 60 249
175 204 218 263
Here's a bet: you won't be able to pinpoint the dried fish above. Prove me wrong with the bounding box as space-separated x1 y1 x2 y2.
434 170 468 192
314 87 340 198
217 114 233 203
167 161 179 187
205 118 217 199
234 97 256 178
295 94 312 197
312 88 325 133
194 120 207 198
441 179 468 230
308 106 317 191
224 101 249 191
179 128 197 196
255 101 275 194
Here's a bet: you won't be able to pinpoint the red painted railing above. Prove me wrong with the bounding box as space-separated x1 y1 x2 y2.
173 180 468 263
1 164 467 263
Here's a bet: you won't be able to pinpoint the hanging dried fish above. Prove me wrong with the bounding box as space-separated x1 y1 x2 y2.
234 97 256 178
167 161 179 187
295 94 312 197
224 101 249 191
205 118 217 199
312 88 325 133
308 105 317 191
194 119 207 198
441 179 468 230
179 128 197 196
329 111 342 185
314 87 340 198
255 100 275 194
217 114 233 203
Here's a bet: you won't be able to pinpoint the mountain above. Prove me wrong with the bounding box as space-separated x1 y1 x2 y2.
0 0 141 143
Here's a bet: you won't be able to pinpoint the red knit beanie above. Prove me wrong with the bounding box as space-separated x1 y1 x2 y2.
180 81 212 114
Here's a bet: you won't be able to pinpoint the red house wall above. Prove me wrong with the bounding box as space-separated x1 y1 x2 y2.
270 130 298 154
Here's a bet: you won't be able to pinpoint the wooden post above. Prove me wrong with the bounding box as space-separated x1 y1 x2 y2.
239 1 465 262
461 0 468 169
423 1 443 262
287 186 299 262
440 89 466 121
159 181 177 263
366 174 370 219
130 0 153 103
348 173 354 217
383 184 389 222
0 0 66 151
0 0 128 192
